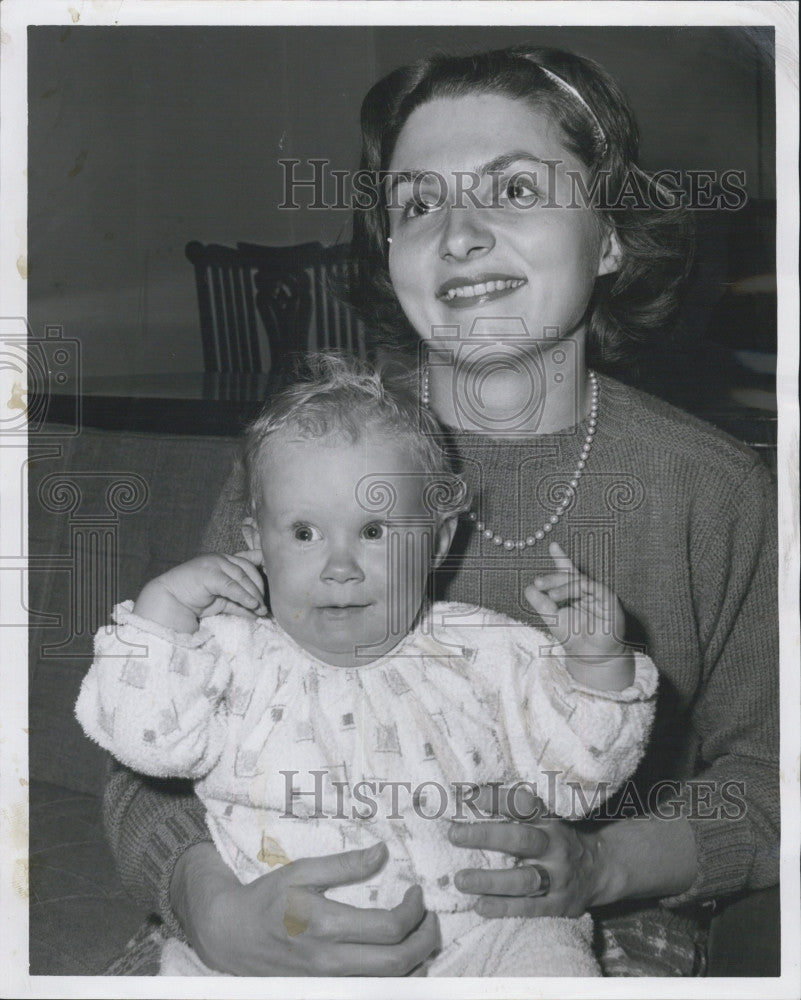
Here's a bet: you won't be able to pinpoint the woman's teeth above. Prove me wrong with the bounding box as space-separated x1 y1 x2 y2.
443 279 525 300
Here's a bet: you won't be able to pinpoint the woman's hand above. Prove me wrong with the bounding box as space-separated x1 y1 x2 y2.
448 785 698 917
171 840 439 976
448 786 607 918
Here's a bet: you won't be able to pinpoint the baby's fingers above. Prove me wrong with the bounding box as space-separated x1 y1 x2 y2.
215 562 266 613
524 584 559 618
214 600 263 620
546 543 612 600
530 571 571 592
536 580 590 605
548 541 576 574
227 552 266 593
233 548 264 565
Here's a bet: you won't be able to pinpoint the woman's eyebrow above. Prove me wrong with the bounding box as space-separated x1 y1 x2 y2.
385 151 547 200
478 151 547 175
385 169 429 200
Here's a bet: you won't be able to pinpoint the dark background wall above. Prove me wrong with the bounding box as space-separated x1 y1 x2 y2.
27 25 775 376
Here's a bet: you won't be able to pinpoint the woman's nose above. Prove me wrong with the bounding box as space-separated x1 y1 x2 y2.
320 546 365 584
438 203 495 261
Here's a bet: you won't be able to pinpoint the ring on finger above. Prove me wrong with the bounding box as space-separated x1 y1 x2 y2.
512 860 550 896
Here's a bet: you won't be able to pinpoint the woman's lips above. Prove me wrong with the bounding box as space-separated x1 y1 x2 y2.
436 275 527 309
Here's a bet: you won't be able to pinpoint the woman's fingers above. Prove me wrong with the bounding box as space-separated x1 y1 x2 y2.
307 911 440 977
449 819 549 857
287 841 389 891
299 885 428 945
453 782 548 821
454 864 549 898
475 895 556 919
182 844 434 977
268 847 438 973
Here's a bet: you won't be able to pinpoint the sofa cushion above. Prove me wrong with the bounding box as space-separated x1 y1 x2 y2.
28 780 149 975
28 428 239 797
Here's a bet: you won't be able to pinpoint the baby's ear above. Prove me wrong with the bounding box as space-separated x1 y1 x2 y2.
432 515 458 570
241 516 262 554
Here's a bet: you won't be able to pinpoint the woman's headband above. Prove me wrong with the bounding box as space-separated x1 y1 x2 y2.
525 59 608 157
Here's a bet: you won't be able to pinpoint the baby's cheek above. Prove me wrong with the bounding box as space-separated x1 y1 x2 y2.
268 588 305 625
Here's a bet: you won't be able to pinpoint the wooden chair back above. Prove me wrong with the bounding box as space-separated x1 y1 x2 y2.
185 240 370 373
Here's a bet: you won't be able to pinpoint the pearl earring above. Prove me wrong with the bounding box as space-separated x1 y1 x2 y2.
386 236 393 244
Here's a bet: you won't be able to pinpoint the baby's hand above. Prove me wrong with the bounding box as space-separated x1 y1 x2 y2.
524 542 634 690
134 550 267 633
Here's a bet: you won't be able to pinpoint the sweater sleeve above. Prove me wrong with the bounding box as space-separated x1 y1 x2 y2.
662 460 779 906
75 602 233 779
101 755 212 939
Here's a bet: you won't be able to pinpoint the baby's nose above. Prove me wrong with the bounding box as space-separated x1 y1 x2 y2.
320 547 365 584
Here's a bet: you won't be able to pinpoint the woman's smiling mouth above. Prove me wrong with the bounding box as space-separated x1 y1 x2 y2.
437 275 527 308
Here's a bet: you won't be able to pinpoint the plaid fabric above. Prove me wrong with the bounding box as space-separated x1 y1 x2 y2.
103 917 165 976
104 909 709 977
597 904 709 977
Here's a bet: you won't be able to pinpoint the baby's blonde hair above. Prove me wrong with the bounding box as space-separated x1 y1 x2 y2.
244 352 469 520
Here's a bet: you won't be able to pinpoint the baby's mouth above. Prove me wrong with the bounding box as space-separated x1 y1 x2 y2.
317 604 370 619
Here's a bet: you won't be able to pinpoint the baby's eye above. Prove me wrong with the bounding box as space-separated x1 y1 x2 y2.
361 522 386 541
293 524 321 543
504 174 540 207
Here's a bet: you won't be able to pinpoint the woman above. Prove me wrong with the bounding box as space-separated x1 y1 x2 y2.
104 45 778 976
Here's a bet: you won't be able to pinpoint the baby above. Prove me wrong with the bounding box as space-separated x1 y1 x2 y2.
76 353 656 977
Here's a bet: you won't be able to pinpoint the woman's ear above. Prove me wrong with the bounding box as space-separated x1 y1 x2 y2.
596 226 622 277
432 515 458 570
241 516 262 556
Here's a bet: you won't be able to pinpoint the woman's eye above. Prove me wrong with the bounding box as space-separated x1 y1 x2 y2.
505 175 539 206
361 522 386 541
293 524 320 543
402 198 430 220
400 192 445 220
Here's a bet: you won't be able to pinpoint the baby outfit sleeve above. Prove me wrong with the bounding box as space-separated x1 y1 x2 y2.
490 621 658 819
75 601 234 780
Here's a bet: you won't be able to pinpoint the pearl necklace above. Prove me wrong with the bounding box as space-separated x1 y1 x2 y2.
421 367 599 551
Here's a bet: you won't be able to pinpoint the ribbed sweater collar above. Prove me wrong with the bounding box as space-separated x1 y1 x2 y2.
446 373 632 474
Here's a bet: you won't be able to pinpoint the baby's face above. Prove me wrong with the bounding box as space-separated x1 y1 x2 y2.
244 429 453 667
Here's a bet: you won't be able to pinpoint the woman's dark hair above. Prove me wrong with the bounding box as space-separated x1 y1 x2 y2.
350 45 695 365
